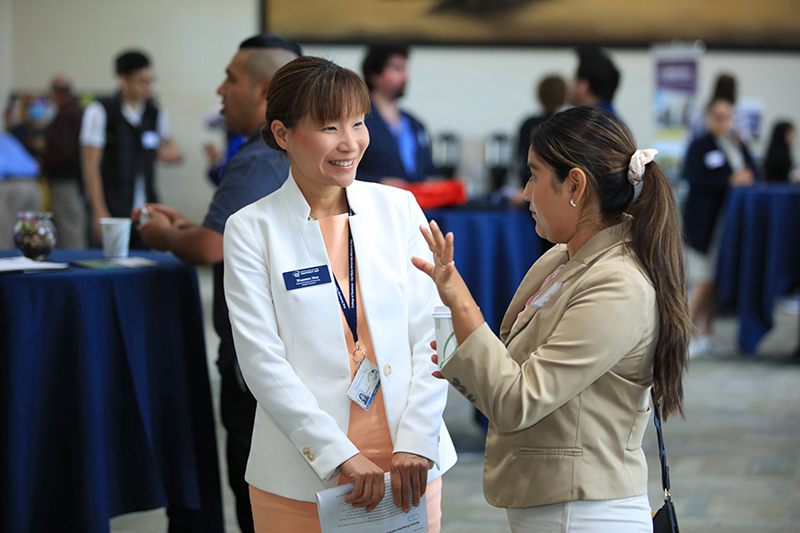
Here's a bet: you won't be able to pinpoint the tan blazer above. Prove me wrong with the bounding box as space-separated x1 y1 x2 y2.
441 222 658 509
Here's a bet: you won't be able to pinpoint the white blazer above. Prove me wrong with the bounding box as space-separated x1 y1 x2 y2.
223 172 457 502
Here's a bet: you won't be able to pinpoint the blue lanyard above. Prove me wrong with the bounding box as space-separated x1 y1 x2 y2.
333 220 364 363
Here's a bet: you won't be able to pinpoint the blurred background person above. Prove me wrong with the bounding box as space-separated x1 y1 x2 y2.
357 44 436 185
133 34 300 533
42 74 86 249
80 49 182 249
204 132 247 188
0 131 41 248
763 121 797 182
515 74 567 190
8 92 49 161
513 74 567 253
223 56 456 532
689 73 751 143
567 45 620 116
201 103 247 188
683 96 758 358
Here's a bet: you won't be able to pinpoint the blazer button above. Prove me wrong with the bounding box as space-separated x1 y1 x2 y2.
383 364 392 376
308 453 316 462
302 447 310 455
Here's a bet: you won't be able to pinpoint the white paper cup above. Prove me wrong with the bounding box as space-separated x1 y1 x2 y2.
100 218 132 258
433 306 458 370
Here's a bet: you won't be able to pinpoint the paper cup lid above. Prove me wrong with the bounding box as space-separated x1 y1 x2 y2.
432 305 451 318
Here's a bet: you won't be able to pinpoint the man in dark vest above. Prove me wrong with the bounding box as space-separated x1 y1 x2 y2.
80 50 182 249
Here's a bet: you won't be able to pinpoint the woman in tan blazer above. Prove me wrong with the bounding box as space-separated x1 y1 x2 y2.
413 106 690 532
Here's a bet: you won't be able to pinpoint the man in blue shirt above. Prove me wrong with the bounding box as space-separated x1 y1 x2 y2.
567 46 621 116
357 44 436 184
133 34 300 533
0 132 41 248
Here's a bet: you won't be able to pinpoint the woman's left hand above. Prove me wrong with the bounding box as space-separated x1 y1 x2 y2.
413 220 486 353
411 220 472 309
390 452 431 513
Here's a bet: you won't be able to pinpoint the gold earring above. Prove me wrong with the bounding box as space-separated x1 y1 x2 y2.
570 199 577 207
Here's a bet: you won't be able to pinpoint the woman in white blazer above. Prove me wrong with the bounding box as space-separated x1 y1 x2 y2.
223 57 456 533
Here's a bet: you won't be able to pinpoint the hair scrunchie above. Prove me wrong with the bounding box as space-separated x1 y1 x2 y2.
628 148 658 184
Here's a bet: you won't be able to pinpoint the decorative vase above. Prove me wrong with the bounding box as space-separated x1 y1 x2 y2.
14 211 57 261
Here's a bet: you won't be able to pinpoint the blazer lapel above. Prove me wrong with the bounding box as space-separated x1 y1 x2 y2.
343 182 376 318
504 255 582 345
503 222 632 346
498 247 566 341
280 171 334 274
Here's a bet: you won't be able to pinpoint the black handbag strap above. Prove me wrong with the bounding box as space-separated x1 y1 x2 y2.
651 388 671 495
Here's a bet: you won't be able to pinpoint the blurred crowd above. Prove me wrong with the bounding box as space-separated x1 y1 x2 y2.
2 45 796 252
1 43 797 353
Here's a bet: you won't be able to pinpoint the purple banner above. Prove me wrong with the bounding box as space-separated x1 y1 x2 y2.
656 60 697 93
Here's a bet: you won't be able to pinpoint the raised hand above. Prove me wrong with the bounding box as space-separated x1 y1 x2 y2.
411 220 470 309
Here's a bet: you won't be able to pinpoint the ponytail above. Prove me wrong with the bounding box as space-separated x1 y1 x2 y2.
531 106 690 420
628 162 690 420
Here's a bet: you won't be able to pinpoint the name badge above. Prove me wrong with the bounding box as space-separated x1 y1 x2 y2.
532 282 562 309
704 150 726 170
141 130 160 150
346 358 381 410
283 265 332 290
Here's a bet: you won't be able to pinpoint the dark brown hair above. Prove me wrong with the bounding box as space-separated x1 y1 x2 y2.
115 50 150 76
262 57 371 152
537 75 566 114
711 73 737 105
575 46 620 102
530 106 690 420
362 44 409 92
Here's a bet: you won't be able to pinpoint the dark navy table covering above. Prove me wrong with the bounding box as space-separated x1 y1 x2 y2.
425 207 542 334
0 250 223 533
716 185 800 354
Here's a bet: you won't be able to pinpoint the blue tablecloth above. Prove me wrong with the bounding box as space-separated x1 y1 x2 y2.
425 207 541 333
0 250 223 532
716 185 800 354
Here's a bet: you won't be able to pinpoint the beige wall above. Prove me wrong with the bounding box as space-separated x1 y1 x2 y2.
4 0 800 217
0 0 13 123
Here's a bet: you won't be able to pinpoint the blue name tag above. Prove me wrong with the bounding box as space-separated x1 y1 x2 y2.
283 265 332 291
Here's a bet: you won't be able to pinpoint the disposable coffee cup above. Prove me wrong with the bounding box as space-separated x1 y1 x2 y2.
433 306 458 370
100 217 132 258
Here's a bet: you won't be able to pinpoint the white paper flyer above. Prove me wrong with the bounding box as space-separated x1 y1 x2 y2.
316 472 428 533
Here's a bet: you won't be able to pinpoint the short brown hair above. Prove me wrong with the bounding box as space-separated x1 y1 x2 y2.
537 75 566 114
262 57 371 152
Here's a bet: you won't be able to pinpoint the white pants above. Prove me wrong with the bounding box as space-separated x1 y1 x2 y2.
506 494 652 533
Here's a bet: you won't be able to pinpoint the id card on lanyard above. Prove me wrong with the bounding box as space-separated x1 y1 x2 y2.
334 220 380 411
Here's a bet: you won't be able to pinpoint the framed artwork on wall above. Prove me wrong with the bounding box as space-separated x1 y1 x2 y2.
263 0 800 49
